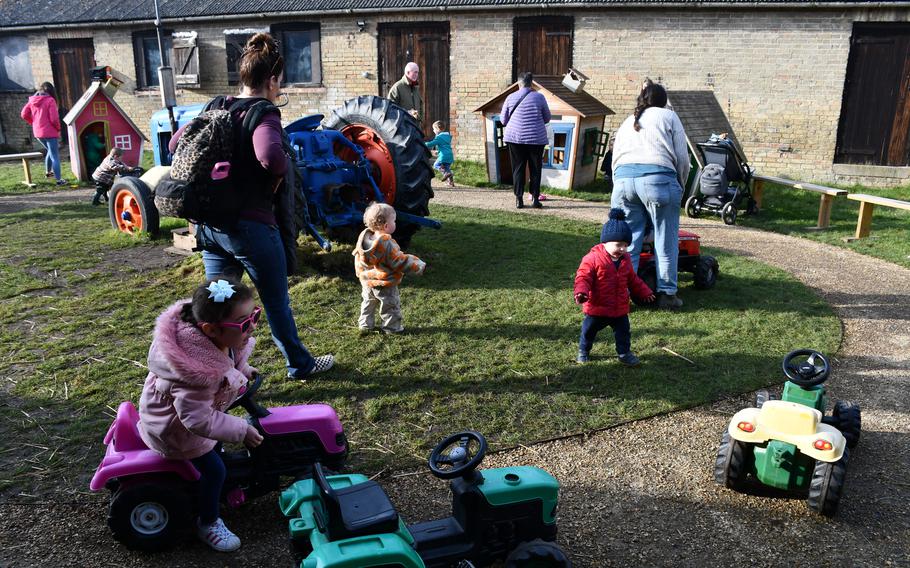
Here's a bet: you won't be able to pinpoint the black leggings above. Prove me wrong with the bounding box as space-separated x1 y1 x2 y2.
508 143 545 201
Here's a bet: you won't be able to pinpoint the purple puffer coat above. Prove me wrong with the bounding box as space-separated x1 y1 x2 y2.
501 87 551 145
138 301 256 460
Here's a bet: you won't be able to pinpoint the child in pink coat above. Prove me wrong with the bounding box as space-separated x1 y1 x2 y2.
138 278 264 552
20 82 66 185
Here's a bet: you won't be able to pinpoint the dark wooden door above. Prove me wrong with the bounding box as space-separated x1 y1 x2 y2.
835 24 910 166
378 22 450 133
49 39 95 139
513 17 573 80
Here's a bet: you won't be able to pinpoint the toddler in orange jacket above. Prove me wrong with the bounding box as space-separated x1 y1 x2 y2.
353 203 426 334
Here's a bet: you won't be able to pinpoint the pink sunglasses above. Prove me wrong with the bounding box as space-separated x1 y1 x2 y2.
219 306 262 334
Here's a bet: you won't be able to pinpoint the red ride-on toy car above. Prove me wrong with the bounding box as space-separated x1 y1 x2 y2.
636 229 719 296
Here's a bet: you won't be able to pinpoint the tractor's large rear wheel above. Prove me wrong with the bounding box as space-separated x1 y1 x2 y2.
323 96 433 248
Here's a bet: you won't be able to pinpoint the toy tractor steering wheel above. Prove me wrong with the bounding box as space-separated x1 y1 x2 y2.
782 349 830 388
227 372 263 413
428 431 487 480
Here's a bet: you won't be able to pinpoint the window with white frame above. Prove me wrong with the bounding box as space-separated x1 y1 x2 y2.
0 36 33 92
271 23 321 85
114 135 132 150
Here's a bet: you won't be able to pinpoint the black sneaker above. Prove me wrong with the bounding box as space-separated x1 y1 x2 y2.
656 293 683 310
618 352 641 367
532 200 543 209
576 350 590 363
516 199 525 209
310 355 335 374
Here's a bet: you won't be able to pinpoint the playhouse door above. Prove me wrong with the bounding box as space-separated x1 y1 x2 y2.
49 39 96 142
378 22 450 135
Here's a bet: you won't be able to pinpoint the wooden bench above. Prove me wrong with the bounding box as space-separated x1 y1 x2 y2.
752 174 848 230
844 193 910 241
0 151 45 188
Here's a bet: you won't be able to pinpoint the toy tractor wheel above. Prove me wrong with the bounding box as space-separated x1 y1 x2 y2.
634 261 657 306
721 202 737 225
754 389 778 408
109 177 160 236
685 195 700 218
505 539 572 568
713 430 749 490
324 95 434 248
108 481 191 551
807 448 849 517
693 255 719 289
832 400 861 448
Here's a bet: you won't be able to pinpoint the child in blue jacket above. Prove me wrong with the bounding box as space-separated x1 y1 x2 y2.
425 120 455 187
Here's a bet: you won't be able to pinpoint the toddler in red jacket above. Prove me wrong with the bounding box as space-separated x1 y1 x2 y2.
574 208 655 366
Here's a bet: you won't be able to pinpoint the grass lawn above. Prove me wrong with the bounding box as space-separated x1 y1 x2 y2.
454 159 613 202
0 200 840 499
0 150 157 196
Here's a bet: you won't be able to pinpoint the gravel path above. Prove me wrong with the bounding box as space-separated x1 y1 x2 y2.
1 186 907 567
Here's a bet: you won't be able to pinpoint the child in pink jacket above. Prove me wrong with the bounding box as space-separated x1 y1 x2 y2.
20 82 65 185
138 278 264 552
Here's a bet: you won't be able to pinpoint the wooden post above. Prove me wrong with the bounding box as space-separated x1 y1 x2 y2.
815 194 835 229
854 201 875 239
752 179 764 209
21 157 36 188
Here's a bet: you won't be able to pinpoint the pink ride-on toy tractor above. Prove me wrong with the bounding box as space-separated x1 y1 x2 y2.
90 373 348 551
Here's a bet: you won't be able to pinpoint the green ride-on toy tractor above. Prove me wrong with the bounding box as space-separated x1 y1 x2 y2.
279 431 571 568
714 349 861 516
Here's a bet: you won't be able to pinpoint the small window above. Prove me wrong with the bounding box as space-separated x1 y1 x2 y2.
0 36 33 92
114 134 132 150
582 128 609 165
272 23 321 86
224 29 264 85
133 30 172 89
544 123 574 170
92 101 108 116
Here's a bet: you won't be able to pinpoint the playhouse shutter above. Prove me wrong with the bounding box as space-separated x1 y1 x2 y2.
172 32 199 87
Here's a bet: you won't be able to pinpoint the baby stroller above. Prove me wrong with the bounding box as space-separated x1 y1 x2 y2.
685 135 755 225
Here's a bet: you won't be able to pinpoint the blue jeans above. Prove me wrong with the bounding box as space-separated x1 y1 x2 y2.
610 174 682 294
37 138 61 180
196 220 315 377
190 448 225 525
579 314 631 355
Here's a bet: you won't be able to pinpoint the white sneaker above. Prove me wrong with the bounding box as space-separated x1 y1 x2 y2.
197 518 241 552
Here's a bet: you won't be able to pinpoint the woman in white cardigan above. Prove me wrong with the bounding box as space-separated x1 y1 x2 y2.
608 80 690 310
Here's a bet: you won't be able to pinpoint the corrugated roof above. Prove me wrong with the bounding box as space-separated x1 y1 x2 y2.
0 0 900 28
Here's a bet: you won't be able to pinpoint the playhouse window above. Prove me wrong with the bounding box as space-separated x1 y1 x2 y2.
92 102 108 117
271 23 322 86
0 36 32 92
544 124 573 170
114 135 132 151
582 128 609 166
133 30 172 89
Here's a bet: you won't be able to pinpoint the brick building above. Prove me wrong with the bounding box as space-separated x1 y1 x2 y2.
1 0 908 186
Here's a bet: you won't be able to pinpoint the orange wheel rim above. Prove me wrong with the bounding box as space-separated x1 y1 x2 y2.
337 124 396 205
114 191 144 233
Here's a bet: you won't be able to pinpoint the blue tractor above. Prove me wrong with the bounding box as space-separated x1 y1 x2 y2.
108 96 439 249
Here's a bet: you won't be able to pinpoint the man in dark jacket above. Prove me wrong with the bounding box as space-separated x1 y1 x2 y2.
388 62 422 122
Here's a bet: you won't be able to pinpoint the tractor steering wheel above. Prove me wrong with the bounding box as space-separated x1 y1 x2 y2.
227 372 263 412
782 349 830 388
428 431 487 480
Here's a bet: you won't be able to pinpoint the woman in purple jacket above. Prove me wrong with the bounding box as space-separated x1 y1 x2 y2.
501 72 551 209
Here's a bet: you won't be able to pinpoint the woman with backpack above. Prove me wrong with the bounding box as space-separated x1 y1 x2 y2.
168 33 334 380
609 79 690 310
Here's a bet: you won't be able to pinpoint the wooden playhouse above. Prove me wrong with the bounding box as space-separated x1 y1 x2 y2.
474 70 613 190
63 66 146 181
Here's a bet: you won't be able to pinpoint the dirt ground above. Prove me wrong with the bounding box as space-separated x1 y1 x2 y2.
0 187 907 567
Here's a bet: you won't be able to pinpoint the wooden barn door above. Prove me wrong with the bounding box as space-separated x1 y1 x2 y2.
49 39 96 141
378 22 450 134
513 17 573 80
835 24 910 166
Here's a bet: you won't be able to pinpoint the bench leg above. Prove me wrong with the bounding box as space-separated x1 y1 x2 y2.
809 194 835 230
844 201 875 241
21 158 36 188
752 180 764 210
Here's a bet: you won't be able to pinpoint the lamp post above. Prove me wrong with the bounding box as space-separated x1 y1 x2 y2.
152 0 178 135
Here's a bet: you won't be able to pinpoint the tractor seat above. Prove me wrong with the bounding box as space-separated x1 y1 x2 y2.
314 463 399 540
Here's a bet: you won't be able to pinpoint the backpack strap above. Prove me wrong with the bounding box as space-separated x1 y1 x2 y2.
202 95 228 113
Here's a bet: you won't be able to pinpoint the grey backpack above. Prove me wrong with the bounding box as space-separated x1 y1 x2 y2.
699 163 728 197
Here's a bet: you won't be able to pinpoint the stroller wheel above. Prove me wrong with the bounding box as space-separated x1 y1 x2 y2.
721 203 737 225
685 195 700 219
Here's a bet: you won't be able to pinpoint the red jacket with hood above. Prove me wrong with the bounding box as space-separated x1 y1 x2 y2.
20 93 61 139
574 245 653 318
